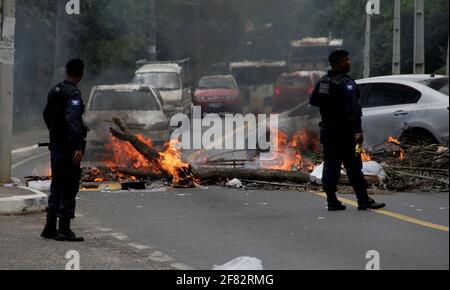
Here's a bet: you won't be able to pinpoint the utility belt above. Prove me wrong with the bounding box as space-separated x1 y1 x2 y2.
46 138 87 153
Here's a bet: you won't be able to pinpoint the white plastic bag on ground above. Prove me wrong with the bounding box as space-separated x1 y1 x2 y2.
227 178 243 188
361 161 386 184
213 257 263 270
310 163 345 185
310 163 324 185
310 161 386 185
28 180 51 191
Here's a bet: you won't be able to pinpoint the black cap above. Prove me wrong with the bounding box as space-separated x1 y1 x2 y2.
329 50 350 66
66 59 85 77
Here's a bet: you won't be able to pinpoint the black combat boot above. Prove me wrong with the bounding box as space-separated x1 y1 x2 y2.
358 198 386 211
326 192 347 211
55 218 84 242
327 201 347 211
40 211 58 239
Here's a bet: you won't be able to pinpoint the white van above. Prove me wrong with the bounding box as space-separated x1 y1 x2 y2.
133 62 192 117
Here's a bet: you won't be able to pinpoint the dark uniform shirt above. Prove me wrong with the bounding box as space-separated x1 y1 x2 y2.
310 70 363 134
43 80 88 151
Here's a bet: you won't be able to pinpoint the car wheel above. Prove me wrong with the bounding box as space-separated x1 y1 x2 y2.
399 128 437 146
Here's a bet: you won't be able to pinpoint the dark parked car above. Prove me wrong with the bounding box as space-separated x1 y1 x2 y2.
272 71 325 113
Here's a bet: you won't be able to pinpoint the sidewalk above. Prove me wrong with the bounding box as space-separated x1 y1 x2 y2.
0 185 47 215
0 213 175 270
1 128 51 215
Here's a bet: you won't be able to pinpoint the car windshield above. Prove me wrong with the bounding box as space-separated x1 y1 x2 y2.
199 77 235 89
134 72 180 90
90 89 161 111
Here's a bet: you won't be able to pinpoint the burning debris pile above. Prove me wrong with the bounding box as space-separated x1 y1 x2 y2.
103 117 196 188
80 122 321 190
369 138 449 192
77 117 447 193
259 128 320 172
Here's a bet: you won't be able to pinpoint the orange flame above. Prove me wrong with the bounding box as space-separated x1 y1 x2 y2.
387 136 401 145
361 150 372 162
104 135 194 185
45 167 52 178
260 128 320 172
104 134 160 172
386 137 405 161
289 128 320 153
159 140 193 184
260 128 300 171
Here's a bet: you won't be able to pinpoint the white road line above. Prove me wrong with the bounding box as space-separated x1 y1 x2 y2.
12 145 39 155
128 242 151 250
170 263 194 270
109 232 130 241
11 152 49 170
146 251 175 263
95 226 114 232
89 223 194 269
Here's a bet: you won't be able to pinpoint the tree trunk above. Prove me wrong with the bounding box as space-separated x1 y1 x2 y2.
192 167 310 184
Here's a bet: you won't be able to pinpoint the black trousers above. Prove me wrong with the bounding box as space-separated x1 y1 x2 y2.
48 148 81 219
320 128 369 203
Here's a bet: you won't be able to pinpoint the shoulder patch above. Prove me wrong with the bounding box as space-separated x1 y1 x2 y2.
345 84 354 91
71 99 81 106
54 87 61 93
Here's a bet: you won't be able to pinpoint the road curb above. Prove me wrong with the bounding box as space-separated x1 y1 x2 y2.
0 186 48 215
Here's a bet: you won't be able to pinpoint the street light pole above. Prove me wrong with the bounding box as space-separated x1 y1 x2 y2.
363 13 371 78
392 0 401 75
53 0 68 82
0 0 16 183
149 0 157 61
414 0 425 74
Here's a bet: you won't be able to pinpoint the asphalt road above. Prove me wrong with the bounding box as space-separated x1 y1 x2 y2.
9 138 450 270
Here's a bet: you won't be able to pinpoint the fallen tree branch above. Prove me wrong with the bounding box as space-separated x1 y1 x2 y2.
192 167 310 184
383 165 449 173
110 117 162 167
394 171 449 185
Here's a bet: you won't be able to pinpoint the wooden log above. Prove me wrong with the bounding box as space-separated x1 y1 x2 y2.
110 117 162 169
339 174 379 185
96 165 380 186
115 167 163 180
109 117 194 185
192 167 311 184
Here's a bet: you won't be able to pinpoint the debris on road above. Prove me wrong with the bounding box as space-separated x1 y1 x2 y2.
27 180 51 191
23 120 447 195
213 257 263 270
309 161 384 186
227 178 243 188
371 141 449 192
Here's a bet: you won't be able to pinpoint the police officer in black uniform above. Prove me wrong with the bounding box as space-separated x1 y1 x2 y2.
41 59 88 241
310 50 385 211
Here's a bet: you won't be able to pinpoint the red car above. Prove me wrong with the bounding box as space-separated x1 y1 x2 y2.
194 75 243 113
272 71 325 112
